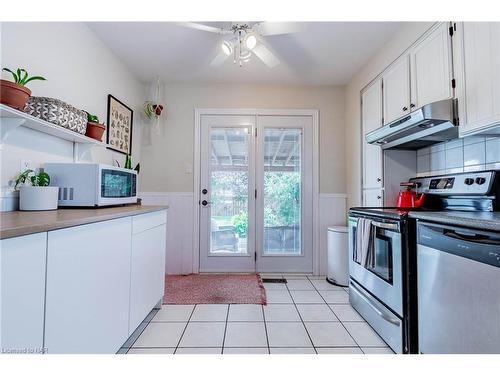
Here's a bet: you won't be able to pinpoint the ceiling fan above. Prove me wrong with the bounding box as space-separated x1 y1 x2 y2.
179 22 300 68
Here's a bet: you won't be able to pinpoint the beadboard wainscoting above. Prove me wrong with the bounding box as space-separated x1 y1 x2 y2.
140 192 348 275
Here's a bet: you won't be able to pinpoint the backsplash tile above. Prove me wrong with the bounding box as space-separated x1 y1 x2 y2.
417 136 499 176
486 138 500 164
464 141 486 166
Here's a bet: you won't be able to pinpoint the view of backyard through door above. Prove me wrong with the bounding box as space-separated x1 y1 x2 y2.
199 113 314 273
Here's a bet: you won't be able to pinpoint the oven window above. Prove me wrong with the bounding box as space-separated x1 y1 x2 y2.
368 228 393 284
101 169 136 198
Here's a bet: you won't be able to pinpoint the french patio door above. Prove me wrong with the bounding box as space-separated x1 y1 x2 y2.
199 114 313 273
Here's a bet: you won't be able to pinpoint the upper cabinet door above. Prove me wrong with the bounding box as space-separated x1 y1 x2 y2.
362 78 383 134
410 22 453 109
362 78 383 189
383 55 411 125
455 22 500 135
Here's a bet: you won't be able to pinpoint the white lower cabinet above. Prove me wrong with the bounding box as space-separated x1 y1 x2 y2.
363 189 384 207
129 212 167 333
1 233 47 353
44 217 132 354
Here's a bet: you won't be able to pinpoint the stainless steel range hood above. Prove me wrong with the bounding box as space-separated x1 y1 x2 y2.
365 99 458 150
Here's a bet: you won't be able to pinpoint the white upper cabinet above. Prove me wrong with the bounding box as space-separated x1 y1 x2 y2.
383 55 411 125
382 23 453 126
362 78 383 189
455 22 500 136
410 22 454 109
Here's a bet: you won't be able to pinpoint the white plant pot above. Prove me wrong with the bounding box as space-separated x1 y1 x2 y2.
19 186 59 211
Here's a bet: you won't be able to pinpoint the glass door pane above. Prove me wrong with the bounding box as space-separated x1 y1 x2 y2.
263 128 302 255
210 127 249 255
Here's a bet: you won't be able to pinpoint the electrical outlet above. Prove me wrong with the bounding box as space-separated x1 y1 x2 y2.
20 159 33 171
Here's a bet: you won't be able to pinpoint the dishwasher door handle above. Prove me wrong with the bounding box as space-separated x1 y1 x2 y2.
350 282 401 326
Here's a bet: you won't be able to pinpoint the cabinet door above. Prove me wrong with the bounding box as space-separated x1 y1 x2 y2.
410 22 453 109
362 79 383 134
129 224 166 333
45 217 132 354
1 233 46 352
457 22 500 135
383 55 411 124
362 79 383 189
363 189 384 207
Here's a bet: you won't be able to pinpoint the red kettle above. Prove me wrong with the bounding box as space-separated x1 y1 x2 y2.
397 182 426 209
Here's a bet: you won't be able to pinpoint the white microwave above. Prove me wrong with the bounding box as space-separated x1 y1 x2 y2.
44 163 138 207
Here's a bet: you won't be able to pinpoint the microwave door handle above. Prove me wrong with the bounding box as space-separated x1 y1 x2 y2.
351 283 401 326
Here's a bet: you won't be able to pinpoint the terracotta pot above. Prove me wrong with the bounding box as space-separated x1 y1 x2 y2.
85 121 106 141
0 79 31 110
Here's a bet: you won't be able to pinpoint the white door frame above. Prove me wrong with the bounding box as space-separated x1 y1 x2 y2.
193 108 320 274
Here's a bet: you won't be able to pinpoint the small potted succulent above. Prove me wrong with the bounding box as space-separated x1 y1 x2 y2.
14 169 59 211
1 68 46 110
85 112 106 141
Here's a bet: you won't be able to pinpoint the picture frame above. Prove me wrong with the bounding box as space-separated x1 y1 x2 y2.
106 94 133 155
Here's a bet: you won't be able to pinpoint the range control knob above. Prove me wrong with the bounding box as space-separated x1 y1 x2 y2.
475 177 486 185
464 178 475 185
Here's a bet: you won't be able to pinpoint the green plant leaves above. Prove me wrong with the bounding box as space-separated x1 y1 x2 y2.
2 67 46 86
30 171 50 187
2 68 19 83
14 169 50 188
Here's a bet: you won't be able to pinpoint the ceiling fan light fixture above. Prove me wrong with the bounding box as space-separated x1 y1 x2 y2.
244 33 257 50
221 40 233 56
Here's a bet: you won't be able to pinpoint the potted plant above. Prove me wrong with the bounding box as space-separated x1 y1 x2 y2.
14 169 59 211
116 154 140 173
85 112 106 141
1 68 46 110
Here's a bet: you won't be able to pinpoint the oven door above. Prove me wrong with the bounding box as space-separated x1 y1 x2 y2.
98 167 137 205
348 215 403 316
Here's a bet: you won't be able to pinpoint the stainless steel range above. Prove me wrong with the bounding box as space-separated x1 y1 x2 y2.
348 170 500 354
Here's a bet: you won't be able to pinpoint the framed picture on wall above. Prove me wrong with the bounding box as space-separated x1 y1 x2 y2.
106 94 133 155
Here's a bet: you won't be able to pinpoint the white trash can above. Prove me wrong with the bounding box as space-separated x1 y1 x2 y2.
327 226 349 287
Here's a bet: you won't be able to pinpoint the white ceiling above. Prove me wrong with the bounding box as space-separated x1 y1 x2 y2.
87 22 402 86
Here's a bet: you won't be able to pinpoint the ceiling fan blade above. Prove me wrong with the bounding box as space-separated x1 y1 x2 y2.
254 22 302 36
252 44 280 68
178 22 230 35
210 50 230 67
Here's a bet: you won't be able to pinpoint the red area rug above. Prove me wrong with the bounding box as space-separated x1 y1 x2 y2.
163 274 267 305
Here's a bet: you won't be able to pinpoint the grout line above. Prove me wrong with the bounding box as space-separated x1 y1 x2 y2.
286 279 317 354
173 305 196 354
261 303 270 354
307 275 362 352
221 304 230 351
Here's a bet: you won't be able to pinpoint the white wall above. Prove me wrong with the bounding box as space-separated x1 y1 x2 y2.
344 22 434 208
0 22 146 210
139 83 346 194
139 83 348 274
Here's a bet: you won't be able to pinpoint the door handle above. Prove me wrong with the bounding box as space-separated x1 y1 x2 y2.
201 200 211 206
351 283 401 326
371 221 399 232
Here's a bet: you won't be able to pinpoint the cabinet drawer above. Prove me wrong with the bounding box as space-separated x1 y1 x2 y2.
132 210 167 234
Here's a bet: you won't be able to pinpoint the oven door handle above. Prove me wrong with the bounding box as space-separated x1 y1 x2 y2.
371 221 400 232
351 283 401 326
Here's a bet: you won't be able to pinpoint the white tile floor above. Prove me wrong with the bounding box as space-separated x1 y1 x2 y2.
125 274 394 354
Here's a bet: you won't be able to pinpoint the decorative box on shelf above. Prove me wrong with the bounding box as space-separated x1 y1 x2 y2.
24 97 87 135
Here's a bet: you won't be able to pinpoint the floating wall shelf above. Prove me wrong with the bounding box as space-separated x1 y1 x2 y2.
0 103 105 160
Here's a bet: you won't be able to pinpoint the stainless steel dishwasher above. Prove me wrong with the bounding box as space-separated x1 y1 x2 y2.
417 221 500 353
